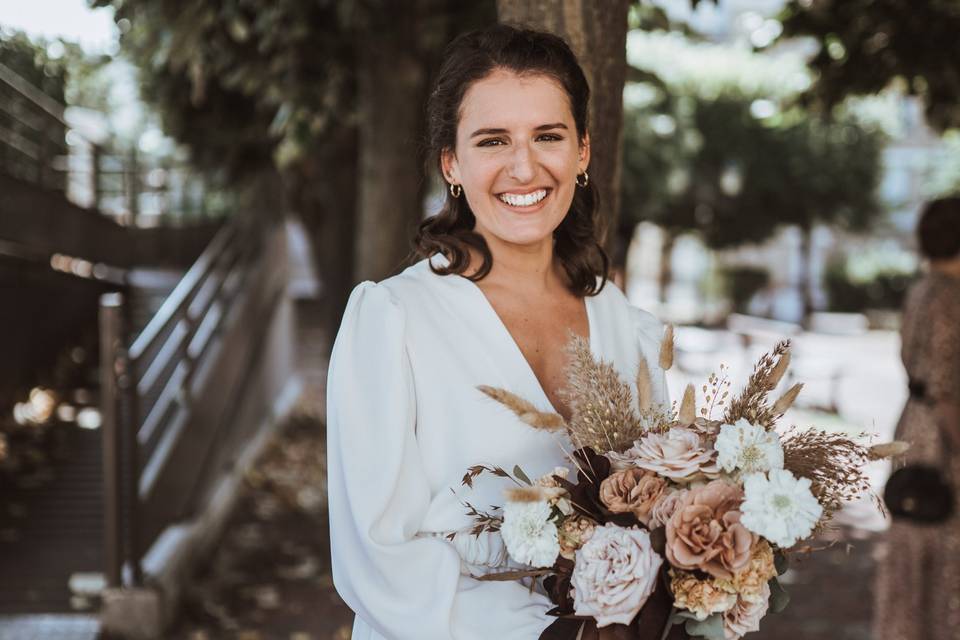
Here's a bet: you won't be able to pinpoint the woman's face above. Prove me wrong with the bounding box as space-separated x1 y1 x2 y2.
441 68 590 250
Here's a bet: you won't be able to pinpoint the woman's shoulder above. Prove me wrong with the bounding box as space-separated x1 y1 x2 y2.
346 256 451 317
592 279 665 343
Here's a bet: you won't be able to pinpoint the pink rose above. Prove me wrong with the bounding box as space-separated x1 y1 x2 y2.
571 524 663 627
665 480 756 579
648 488 689 530
599 469 668 526
616 427 720 481
723 584 770 639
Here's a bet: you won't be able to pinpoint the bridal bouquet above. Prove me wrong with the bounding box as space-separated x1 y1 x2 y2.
459 331 905 640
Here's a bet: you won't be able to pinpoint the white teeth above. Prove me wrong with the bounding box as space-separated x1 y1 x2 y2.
498 189 547 207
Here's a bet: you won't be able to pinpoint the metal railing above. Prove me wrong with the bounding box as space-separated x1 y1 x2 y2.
99 210 289 586
0 60 220 227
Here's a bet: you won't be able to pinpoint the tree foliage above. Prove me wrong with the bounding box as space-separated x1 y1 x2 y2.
621 35 885 250
779 0 960 132
0 29 71 102
92 0 360 178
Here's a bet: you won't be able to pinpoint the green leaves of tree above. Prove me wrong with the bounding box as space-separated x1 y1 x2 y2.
779 0 960 132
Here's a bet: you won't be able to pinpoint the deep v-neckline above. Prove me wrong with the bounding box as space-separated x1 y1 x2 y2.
456 274 595 416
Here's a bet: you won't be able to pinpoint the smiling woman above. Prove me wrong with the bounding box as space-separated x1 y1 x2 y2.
326 23 671 640
416 25 606 295
441 70 587 250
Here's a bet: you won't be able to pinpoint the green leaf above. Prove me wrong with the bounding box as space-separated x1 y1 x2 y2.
513 465 532 486
769 577 790 613
774 550 789 575
684 613 726 640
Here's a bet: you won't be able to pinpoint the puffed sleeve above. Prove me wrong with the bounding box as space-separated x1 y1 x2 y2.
326 282 553 640
629 306 671 411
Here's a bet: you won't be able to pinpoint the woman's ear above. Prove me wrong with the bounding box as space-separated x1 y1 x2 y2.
440 148 461 184
578 133 591 173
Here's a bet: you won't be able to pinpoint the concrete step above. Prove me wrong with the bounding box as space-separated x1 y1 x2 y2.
0 614 100 640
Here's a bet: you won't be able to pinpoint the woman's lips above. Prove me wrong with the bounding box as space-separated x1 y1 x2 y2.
496 188 552 212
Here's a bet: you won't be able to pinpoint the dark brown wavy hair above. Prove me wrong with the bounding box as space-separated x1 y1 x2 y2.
917 196 960 260
415 23 608 296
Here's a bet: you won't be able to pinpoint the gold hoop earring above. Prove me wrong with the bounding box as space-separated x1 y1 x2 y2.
576 171 589 188
449 183 462 198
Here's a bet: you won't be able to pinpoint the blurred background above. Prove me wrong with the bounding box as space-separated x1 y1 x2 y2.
0 0 956 638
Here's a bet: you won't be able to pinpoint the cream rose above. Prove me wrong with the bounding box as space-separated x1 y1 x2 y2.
619 427 720 481
571 524 663 627
665 480 756 579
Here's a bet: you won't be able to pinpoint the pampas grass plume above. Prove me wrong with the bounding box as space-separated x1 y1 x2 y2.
868 441 911 460
636 358 653 414
678 383 696 425
659 324 675 371
772 383 803 415
477 385 566 431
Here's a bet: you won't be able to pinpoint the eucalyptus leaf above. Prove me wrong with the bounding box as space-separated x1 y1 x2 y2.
774 550 789 576
684 613 726 640
769 577 790 613
513 465 532 486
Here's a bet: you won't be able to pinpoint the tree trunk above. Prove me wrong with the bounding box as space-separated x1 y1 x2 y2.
353 2 433 283
799 223 813 323
495 0 631 261
287 124 360 343
658 229 675 304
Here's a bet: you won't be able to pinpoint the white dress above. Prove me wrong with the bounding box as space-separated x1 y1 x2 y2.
326 255 669 640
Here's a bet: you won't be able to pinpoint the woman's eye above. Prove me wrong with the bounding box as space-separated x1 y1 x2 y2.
478 138 505 147
478 134 562 147
538 134 562 142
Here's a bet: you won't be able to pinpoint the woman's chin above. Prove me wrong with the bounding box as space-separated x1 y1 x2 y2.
491 227 556 248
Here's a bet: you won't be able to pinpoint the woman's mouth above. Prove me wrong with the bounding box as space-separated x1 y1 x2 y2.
496 188 551 211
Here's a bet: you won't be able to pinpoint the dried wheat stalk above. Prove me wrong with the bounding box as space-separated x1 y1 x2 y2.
559 335 642 453
723 340 791 429
782 427 872 523
477 385 566 431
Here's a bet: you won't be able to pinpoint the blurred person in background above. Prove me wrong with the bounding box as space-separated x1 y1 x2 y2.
875 196 960 640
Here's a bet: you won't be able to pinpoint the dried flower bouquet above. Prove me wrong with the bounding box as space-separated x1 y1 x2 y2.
459 331 906 640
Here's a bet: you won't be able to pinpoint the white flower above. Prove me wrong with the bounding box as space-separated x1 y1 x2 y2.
740 469 823 548
571 524 663 627
714 419 784 475
500 500 560 567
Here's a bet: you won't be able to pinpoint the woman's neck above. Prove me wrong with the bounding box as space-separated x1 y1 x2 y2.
930 256 960 279
469 235 565 295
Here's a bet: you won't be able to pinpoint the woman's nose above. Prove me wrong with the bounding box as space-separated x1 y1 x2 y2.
507 142 536 183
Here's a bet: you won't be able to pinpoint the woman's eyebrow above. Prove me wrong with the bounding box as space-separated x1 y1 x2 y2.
469 122 569 138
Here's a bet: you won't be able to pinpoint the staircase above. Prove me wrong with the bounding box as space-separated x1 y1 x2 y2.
0 425 104 615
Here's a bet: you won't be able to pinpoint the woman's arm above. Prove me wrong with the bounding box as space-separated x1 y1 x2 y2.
327 282 553 640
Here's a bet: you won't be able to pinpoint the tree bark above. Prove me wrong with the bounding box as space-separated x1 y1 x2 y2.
353 2 432 283
287 124 360 343
495 0 631 260
798 223 813 323
658 229 675 304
